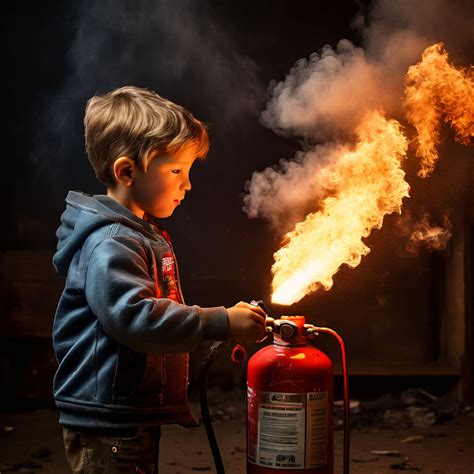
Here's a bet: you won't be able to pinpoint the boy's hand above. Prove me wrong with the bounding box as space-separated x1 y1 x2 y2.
226 301 268 342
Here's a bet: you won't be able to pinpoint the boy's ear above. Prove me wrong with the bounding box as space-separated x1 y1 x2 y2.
112 156 136 187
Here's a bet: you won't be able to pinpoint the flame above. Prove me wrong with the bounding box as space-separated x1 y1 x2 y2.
271 110 409 305
269 43 471 305
404 42 474 178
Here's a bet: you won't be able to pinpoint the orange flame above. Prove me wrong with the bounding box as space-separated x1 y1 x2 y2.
271 110 409 305
270 43 471 305
404 42 474 178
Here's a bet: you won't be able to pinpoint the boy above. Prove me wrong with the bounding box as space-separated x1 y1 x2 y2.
52 85 267 473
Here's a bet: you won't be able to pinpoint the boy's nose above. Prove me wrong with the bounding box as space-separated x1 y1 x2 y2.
182 177 191 192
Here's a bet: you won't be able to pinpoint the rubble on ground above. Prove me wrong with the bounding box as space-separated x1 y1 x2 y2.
334 388 466 430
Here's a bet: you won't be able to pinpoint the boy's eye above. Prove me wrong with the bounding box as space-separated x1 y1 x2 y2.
171 169 180 174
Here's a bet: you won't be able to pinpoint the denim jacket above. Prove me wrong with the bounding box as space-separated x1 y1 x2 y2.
52 191 229 429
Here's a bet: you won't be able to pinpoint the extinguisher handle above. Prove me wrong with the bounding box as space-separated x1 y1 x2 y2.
250 300 276 343
252 299 275 319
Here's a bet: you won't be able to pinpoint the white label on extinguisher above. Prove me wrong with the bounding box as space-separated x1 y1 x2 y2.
306 392 328 467
247 388 328 469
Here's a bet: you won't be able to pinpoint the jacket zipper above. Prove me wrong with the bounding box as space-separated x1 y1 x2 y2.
151 228 186 305
165 238 186 305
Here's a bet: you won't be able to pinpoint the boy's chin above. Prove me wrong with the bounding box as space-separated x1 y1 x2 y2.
150 209 174 219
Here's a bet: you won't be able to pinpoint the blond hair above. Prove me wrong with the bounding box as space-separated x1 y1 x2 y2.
84 86 209 187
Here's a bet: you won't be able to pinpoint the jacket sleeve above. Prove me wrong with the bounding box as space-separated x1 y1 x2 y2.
84 235 229 354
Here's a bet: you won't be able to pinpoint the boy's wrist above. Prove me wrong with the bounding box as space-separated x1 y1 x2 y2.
200 306 229 341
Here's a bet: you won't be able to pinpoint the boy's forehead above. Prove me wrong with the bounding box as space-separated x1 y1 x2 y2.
160 143 198 163
149 143 198 164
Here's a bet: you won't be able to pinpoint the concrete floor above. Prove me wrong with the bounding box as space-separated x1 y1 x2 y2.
1 389 473 473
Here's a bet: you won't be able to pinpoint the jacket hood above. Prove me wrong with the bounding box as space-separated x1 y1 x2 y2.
52 191 160 277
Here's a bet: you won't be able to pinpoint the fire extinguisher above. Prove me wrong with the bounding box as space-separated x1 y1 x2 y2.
247 301 350 474
199 301 350 474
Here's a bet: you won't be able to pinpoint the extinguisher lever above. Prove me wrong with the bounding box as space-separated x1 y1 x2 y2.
250 299 277 342
253 299 274 318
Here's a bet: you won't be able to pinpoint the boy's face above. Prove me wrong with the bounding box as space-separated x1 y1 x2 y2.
131 142 197 219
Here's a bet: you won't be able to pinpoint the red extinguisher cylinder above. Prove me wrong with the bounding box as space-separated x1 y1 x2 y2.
247 316 334 474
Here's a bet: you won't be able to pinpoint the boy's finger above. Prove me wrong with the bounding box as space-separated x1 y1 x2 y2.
250 307 266 320
236 300 266 318
248 304 266 318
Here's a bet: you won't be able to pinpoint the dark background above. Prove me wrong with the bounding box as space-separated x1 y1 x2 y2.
3 0 362 273
2 0 473 401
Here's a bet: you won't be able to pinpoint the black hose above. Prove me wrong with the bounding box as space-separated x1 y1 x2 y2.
198 340 230 474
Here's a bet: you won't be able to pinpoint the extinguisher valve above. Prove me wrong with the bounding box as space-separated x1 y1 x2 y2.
251 300 319 343
275 320 299 340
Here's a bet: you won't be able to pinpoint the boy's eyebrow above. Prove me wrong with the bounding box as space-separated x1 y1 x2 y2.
161 157 195 167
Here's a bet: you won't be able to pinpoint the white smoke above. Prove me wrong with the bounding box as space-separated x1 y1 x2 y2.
260 37 420 142
244 143 345 230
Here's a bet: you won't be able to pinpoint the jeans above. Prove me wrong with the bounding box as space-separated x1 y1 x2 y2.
63 426 161 473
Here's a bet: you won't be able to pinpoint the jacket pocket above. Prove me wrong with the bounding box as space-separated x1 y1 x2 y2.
112 347 165 404
135 354 165 403
112 346 146 402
